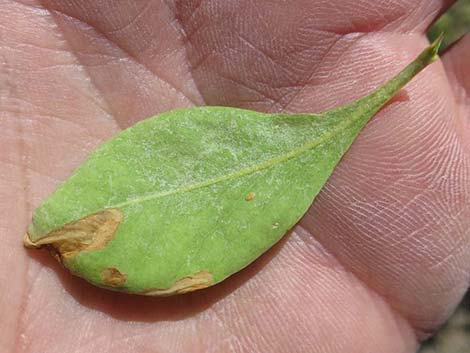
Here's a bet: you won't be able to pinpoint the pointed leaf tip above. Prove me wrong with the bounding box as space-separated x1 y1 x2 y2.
430 33 444 60
340 35 444 124
415 34 443 67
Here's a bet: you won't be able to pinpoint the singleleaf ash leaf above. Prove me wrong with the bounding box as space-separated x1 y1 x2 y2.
23 37 442 296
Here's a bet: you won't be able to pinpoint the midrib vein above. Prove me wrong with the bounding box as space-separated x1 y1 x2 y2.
112 115 358 209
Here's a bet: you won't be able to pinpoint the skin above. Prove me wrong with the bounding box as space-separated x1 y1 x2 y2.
0 0 468 352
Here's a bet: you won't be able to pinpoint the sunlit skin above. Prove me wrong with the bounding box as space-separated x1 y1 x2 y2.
1 1 469 353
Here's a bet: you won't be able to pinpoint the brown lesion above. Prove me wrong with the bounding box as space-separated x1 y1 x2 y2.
143 270 214 296
23 208 124 261
245 192 256 201
101 267 128 287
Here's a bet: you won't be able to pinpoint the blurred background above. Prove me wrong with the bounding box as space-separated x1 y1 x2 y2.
428 0 470 50
420 1 469 352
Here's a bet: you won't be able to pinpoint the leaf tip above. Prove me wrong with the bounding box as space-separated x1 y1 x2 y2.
429 32 444 61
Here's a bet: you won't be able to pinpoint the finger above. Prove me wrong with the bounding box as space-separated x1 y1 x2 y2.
39 0 203 127
442 34 470 112
442 33 470 152
177 0 470 338
15 229 420 353
300 41 470 339
0 2 120 351
418 0 457 34
177 0 456 110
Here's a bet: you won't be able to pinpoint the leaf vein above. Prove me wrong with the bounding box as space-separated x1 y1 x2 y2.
112 115 350 209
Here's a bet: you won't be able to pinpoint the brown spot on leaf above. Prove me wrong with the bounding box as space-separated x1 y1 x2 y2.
245 192 256 201
23 208 124 261
23 232 41 249
143 270 214 296
101 267 128 287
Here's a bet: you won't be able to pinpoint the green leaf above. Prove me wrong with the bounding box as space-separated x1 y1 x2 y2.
23 37 442 295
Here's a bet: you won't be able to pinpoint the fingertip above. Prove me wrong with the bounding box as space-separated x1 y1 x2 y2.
441 34 470 101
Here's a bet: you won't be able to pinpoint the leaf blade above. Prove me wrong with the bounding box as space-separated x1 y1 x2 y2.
24 38 441 295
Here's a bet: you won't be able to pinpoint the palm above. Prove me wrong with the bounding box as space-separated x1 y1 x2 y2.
1 1 469 352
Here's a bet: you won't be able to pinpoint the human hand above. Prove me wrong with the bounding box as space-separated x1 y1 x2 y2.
1 1 469 352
